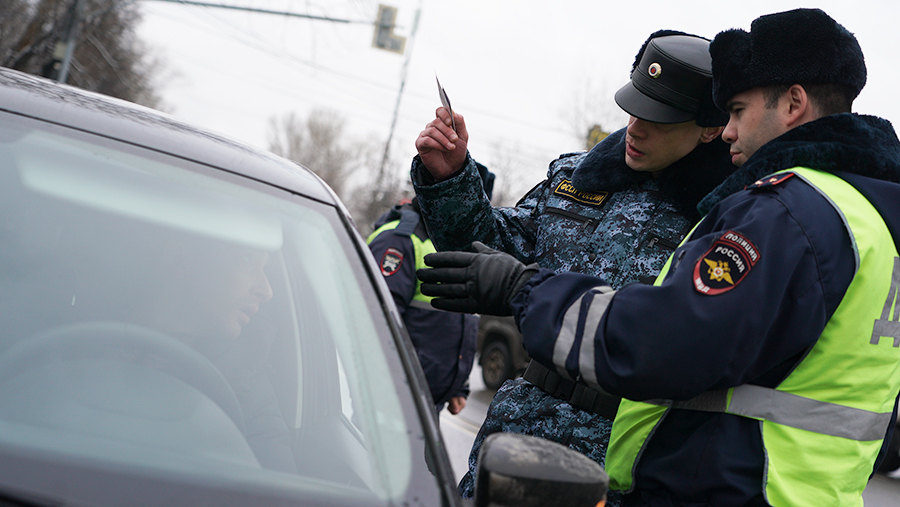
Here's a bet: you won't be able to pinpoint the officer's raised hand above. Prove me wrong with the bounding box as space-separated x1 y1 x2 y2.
417 242 540 316
415 107 468 181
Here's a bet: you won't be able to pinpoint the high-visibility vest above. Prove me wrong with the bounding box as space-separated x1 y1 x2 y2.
607 167 900 506
367 219 436 309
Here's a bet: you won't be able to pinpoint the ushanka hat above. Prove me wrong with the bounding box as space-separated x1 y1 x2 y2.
615 30 728 127
709 8 866 110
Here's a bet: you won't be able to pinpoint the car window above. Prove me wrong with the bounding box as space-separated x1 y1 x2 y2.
0 112 437 506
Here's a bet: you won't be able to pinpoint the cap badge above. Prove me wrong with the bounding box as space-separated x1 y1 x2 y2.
648 63 662 78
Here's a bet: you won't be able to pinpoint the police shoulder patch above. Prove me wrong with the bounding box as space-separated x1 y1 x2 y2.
693 231 760 295
553 179 609 206
380 248 404 276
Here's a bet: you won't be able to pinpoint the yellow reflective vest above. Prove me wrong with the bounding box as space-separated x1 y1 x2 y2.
367 219 435 309
607 168 900 506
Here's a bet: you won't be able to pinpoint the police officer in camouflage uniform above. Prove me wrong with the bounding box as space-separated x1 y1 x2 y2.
412 31 734 501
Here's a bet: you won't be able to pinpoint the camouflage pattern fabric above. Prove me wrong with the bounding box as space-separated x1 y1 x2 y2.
412 151 692 286
411 129 730 503
457 378 623 506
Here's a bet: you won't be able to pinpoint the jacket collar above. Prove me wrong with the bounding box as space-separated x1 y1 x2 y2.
698 113 900 215
572 127 735 221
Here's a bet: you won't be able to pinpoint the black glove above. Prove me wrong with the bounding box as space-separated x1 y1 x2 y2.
417 241 540 315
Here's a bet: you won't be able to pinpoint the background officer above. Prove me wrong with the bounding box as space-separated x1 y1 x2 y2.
366 163 493 415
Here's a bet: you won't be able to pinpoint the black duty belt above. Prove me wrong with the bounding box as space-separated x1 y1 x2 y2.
522 360 620 420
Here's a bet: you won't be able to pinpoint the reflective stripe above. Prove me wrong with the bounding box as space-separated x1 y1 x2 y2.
872 321 900 347
871 256 900 347
579 287 616 389
645 384 892 441
730 385 892 441
553 300 581 380
553 285 610 381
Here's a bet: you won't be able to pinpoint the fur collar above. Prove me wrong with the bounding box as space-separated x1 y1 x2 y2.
698 113 900 215
572 127 735 221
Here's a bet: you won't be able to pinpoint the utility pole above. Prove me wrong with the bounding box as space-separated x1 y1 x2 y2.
146 0 414 175
44 0 85 83
377 0 422 176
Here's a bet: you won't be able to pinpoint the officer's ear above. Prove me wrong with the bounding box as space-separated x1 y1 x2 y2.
785 84 817 126
699 125 725 144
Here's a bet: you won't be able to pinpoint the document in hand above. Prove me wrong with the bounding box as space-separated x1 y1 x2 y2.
435 74 457 133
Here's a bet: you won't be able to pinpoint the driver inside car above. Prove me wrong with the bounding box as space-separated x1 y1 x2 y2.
131 233 297 473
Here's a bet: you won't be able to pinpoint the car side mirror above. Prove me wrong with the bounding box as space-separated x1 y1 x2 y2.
473 432 608 507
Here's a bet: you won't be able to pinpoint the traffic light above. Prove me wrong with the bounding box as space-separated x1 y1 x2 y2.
372 4 406 54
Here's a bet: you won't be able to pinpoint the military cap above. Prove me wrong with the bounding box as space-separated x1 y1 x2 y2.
615 30 727 127
709 8 866 110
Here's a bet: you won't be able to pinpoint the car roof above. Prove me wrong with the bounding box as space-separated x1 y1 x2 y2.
0 67 337 205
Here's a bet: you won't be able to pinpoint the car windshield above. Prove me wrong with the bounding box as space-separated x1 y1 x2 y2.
0 112 438 506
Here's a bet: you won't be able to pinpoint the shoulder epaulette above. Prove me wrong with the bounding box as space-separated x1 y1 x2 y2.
746 172 795 190
392 209 421 237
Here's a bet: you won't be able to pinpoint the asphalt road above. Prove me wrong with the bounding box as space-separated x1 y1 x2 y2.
439 362 900 505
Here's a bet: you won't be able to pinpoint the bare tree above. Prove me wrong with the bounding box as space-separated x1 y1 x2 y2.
561 76 628 149
486 141 534 208
268 109 359 198
0 0 164 109
344 136 410 236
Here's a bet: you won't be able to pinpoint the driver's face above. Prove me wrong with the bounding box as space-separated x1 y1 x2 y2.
185 247 274 339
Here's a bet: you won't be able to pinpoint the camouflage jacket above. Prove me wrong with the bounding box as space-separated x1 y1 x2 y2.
411 127 735 287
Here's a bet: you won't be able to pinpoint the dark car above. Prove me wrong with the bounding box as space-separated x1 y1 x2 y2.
0 68 457 507
0 68 610 507
477 315 530 390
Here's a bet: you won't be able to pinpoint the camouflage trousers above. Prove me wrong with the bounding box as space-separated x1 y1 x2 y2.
458 377 622 506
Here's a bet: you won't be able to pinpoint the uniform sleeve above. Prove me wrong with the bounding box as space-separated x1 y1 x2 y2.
367 230 417 315
514 187 854 402
411 154 542 263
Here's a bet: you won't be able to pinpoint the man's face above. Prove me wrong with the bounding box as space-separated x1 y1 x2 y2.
184 247 274 340
624 117 706 174
721 88 788 167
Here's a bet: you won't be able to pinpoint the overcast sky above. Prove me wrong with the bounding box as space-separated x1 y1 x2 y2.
137 0 900 191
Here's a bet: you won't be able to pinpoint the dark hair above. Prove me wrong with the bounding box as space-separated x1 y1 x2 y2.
803 83 855 115
763 83 854 115
762 84 790 109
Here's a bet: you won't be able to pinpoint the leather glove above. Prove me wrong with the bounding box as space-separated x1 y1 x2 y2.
417 241 540 315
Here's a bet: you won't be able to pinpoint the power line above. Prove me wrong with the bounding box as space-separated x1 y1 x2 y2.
143 0 374 24
145 1 575 140
141 1 583 171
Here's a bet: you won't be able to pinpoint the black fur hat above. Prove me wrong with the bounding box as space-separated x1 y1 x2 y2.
710 8 866 110
616 30 728 127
